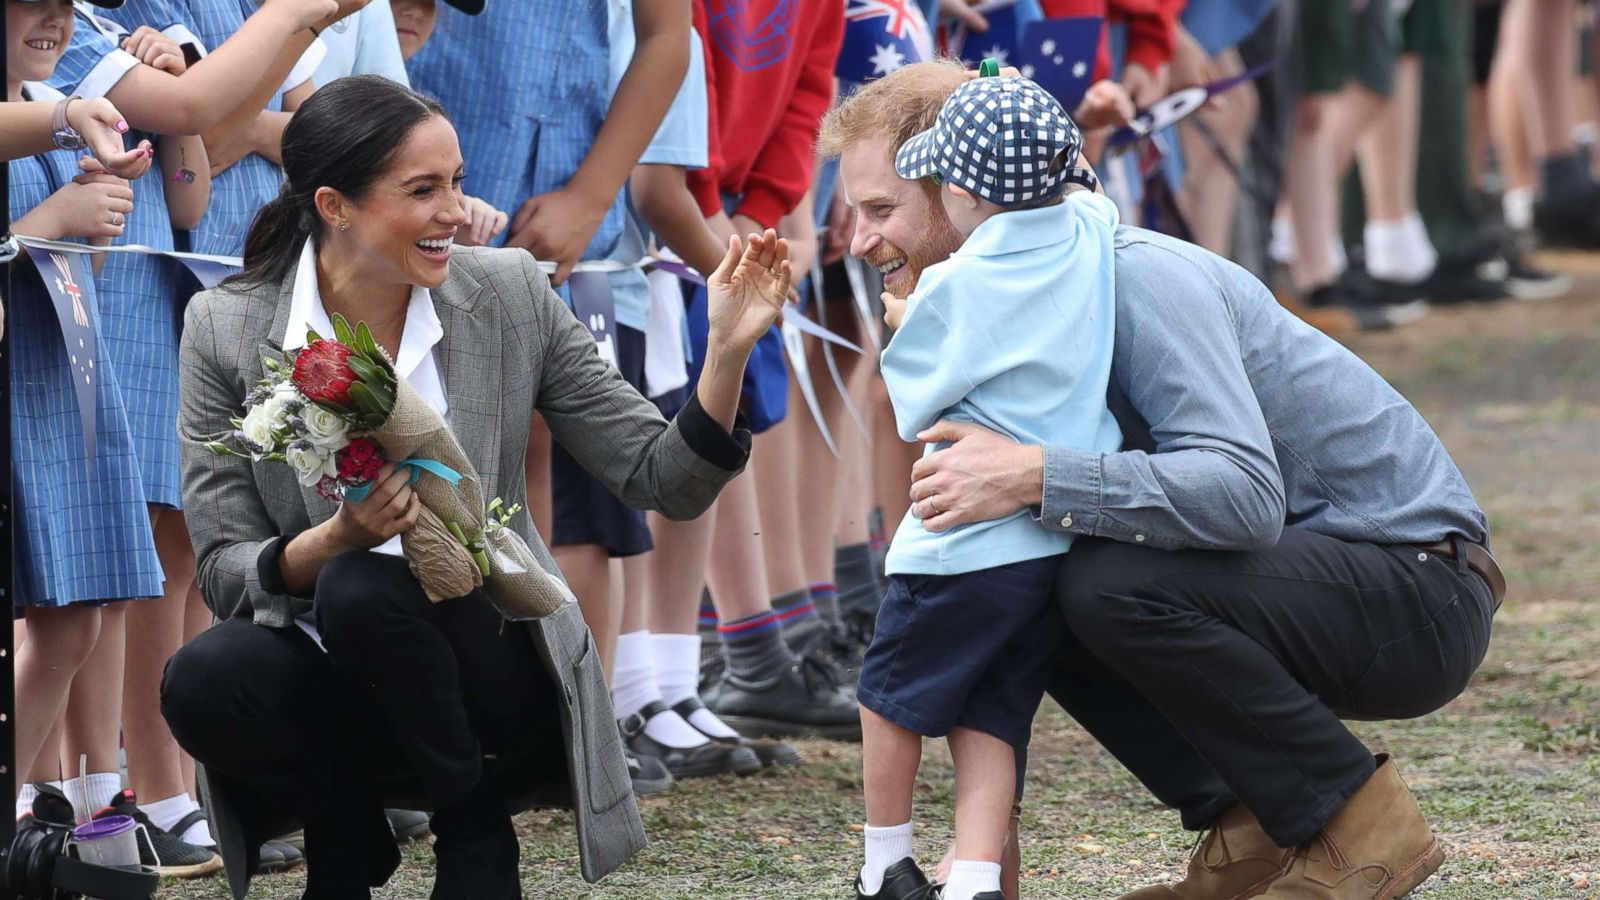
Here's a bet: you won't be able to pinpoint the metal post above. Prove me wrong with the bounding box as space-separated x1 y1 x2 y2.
1 0 19 875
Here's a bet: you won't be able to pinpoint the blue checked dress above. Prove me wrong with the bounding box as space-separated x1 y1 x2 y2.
407 1 624 262
48 15 186 508
8 148 165 609
165 0 295 257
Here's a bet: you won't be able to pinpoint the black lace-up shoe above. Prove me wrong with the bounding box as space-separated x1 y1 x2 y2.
705 654 862 741
857 857 936 899
671 696 803 768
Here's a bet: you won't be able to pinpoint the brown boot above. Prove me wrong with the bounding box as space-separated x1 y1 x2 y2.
1120 804 1293 899
1259 755 1445 899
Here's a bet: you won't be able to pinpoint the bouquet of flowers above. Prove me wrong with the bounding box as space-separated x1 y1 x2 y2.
207 314 571 619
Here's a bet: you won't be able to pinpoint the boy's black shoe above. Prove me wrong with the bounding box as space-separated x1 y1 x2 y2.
1306 283 1424 331
857 858 936 899
619 701 762 778
704 655 862 741
1534 187 1600 247
671 696 804 768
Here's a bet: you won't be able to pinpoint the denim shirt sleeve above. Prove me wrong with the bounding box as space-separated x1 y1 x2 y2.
1040 239 1286 551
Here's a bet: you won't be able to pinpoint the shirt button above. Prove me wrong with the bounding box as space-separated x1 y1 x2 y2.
1417 553 1428 562
1060 514 1073 528
1135 534 1146 542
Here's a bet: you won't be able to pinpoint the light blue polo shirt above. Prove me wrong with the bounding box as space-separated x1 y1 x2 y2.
881 192 1125 576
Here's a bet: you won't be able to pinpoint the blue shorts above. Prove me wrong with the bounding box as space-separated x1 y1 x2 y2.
857 557 1063 752
550 325 654 557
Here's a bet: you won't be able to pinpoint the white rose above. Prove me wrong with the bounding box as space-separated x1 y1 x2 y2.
301 405 350 452
285 443 332 487
240 404 278 453
268 382 301 425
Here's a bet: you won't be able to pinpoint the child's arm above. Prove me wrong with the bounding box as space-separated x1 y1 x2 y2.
631 164 727 277
158 133 210 230
203 74 312 176
505 0 691 284
878 284 979 442
99 2 334 137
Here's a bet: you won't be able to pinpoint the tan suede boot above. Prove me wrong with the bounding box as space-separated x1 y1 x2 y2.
1259 755 1445 899
1120 804 1294 899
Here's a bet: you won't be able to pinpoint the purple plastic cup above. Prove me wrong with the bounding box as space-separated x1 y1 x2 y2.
70 815 142 868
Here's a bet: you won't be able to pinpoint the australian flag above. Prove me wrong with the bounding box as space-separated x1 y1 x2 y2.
21 245 101 455
940 0 1040 70
1017 16 1100 111
838 0 934 84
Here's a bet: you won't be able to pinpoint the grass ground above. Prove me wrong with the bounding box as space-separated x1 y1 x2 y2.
165 255 1600 899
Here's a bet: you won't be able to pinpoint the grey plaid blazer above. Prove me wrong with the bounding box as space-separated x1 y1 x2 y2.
179 245 747 895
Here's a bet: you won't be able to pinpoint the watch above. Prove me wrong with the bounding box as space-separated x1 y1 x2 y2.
51 95 88 152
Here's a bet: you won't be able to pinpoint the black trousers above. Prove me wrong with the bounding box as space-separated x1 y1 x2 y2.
1047 529 1494 847
161 552 562 885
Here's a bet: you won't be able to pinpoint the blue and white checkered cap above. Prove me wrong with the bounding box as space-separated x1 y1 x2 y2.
895 76 1091 207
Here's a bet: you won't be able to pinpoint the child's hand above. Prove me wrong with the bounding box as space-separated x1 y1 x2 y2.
1073 80 1136 131
881 290 907 330
122 26 188 75
457 195 509 247
706 230 790 356
38 170 134 240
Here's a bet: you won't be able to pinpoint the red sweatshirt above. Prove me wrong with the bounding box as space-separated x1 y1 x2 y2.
689 0 845 228
1040 0 1181 83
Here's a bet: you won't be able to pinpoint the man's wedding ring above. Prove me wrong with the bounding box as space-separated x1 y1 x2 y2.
927 496 940 516
110 212 123 226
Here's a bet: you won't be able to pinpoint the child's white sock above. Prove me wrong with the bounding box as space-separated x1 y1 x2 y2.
944 860 1002 900
859 822 913 895
143 793 213 846
613 631 708 749
651 633 744 740
82 773 123 811
1364 213 1437 284
15 784 40 820
1503 186 1535 231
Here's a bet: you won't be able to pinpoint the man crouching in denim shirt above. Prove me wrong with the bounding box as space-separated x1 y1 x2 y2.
820 60 1501 900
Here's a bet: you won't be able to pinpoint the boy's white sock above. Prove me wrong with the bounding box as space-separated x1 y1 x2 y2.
1364 213 1437 284
81 773 123 811
143 793 213 846
16 784 40 820
860 822 913 895
944 860 1002 900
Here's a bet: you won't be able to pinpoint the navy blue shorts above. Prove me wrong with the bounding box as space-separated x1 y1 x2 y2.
550 325 654 557
857 556 1063 752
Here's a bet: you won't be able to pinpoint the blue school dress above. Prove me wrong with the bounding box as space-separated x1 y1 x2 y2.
48 15 186 508
8 142 165 608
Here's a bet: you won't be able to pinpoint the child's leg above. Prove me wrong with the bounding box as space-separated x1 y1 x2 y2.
15 605 102 791
860 706 922 892
946 726 1013 900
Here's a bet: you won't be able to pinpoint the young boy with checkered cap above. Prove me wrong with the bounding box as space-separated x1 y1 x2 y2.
853 75 1124 900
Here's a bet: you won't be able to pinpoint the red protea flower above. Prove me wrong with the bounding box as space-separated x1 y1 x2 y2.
337 437 385 484
292 339 357 408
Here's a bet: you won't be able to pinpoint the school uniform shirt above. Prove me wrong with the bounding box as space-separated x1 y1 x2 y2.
160 0 324 257
880 193 1125 576
311 0 410 88
687 0 844 227
47 11 187 508
7 99 164 606
407 1 624 262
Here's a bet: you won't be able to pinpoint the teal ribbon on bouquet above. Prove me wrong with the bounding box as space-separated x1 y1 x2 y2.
344 456 462 502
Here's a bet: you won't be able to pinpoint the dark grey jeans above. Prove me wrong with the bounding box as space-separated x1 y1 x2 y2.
1047 528 1494 846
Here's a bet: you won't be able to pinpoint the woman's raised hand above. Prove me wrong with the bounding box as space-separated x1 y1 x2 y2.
705 229 790 355
328 464 422 551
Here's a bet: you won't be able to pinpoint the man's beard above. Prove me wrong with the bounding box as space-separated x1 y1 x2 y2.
872 209 964 299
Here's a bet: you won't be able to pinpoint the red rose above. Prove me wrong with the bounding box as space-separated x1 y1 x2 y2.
292 339 357 408
337 437 385 484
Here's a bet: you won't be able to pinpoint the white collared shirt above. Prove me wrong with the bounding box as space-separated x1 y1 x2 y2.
282 238 450 559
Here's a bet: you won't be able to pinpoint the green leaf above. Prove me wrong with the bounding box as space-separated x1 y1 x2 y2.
348 381 386 417
347 356 382 385
306 327 323 344
332 313 355 346
355 321 380 360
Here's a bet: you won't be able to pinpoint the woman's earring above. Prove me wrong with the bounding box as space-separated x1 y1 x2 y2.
339 220 350 232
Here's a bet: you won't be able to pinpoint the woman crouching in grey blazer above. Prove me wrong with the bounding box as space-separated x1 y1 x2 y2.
161 75 791 900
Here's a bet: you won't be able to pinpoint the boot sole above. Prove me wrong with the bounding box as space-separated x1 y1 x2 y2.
157 855 225 879
717 714 863 742
1379 838 1445 899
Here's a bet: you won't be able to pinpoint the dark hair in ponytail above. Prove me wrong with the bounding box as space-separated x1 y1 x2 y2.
225 75 448 291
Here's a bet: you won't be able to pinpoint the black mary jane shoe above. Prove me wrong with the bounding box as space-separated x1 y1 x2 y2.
619 701 761 779
672 696 802 769
856 857 937 900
